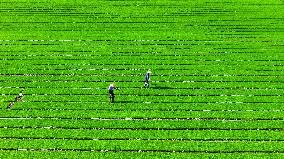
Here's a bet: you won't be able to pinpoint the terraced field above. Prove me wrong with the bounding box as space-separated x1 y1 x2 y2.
0 0 283 158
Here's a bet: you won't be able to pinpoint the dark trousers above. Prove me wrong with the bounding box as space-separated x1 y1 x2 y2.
109 90 115 102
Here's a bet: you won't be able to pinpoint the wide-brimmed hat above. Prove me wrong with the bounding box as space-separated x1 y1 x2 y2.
147 70 152 74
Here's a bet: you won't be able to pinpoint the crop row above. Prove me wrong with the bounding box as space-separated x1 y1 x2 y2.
1 79 282 84
1 85 281 90
1 64 283 73
2 58 282 67
2 62 283 70
0 118 282 129
0 151 283 159
0 128 283 141
1 6 280 20
2 30 279 45
1 39 279 44
0 0 281 9
0 43 280 51
0 49 280 56
1 32 279 40
2 18 281 30
2 94 282 106
1 70 282 77
0 109 283 119
1 35 279 44
3 39 277 43
1 22 280 34
3 64 282 70
5 94 282 104
2 62 282 70
1 67 283 73
1 83 282 91
1 82 282 91
1 137 282 143
1 48 281 57
0 47 281 54
1 34 279 42
10 102 284 111
6 12 278 23
1 59 282 66
1 54 283 62
0 75 282 82
1 88 282 96
17 94 282 103
0 139 283 152
0 82 282 91
1 29 280 42
2 63 283 70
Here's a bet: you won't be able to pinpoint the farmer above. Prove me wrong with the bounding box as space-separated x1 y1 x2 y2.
108 83 116 103
144 70 151 88
17 92 24 102
7 91 24 109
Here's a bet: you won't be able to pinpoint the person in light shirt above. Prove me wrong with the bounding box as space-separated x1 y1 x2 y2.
108 83 116 103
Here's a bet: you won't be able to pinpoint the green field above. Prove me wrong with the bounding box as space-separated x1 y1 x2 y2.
0 0 283 158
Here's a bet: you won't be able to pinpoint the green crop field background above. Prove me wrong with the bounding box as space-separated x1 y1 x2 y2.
0 0 283 158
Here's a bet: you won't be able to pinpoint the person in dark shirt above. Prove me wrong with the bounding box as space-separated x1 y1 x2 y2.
144 70 151 88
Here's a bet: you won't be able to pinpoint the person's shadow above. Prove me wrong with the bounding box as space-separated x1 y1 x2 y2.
117 101 136 103
151 85 172 90
147 82 172 89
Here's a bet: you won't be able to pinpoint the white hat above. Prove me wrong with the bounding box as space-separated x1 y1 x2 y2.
147 70 152 74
